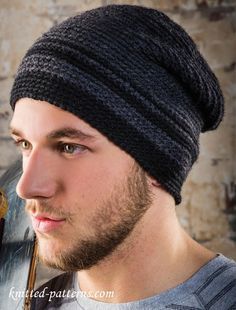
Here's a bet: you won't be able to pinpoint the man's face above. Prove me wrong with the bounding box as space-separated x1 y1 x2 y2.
10 98 152 271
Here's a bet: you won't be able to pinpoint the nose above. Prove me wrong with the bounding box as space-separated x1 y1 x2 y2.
16 149 57 200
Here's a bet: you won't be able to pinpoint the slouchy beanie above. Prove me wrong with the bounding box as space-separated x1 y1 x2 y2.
10 5 224 205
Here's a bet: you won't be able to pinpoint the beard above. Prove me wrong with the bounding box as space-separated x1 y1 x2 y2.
26 163 152 272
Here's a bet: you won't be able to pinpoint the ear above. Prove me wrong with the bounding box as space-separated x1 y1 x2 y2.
151 180 161 188
146 175 161 188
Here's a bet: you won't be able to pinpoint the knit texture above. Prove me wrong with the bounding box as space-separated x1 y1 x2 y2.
10 5 224 205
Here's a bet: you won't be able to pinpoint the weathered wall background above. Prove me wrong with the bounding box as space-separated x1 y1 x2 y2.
0 0 236 280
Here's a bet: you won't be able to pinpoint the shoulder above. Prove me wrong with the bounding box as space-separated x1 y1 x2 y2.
163 254 236 310
30 272 76 310
194 254 236 309
204 254 236 284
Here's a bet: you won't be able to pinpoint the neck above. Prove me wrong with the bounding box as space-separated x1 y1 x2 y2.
77 198 215 303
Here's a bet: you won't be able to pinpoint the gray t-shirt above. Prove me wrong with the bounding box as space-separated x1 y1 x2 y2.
31 253 236 309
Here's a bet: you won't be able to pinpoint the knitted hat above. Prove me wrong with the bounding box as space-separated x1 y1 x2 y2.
10 5 224 205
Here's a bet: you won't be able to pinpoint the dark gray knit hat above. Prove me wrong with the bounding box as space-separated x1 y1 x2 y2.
10 5 224 205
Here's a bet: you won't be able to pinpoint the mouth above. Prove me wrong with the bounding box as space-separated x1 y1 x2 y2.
31 214 66 234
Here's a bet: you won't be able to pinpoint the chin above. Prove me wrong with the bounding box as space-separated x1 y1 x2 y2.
38 243 74 272
37 236 79 270
38 237 64 259
38 246 63 270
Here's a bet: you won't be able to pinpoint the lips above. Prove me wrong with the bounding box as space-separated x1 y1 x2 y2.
31 214 66 234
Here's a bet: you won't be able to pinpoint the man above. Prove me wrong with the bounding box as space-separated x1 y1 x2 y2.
9 4 236 309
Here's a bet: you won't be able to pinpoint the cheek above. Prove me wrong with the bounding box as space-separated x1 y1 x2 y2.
58 159 120 204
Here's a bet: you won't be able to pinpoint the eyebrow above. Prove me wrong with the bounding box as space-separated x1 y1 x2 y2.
10 127 96 142
47 127 95 141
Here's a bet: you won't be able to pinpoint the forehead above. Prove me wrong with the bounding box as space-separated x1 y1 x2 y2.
10 98 101 138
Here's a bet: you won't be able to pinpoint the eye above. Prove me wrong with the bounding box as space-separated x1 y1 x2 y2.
58 143 87 155
14 139 31 151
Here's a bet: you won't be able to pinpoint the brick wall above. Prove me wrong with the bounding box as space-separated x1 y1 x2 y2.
0 0 236 263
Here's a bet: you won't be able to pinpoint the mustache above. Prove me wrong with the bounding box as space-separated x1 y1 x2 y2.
25 200 73 223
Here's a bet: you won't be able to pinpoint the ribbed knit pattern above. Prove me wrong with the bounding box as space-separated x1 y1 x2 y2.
10 5 224 205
